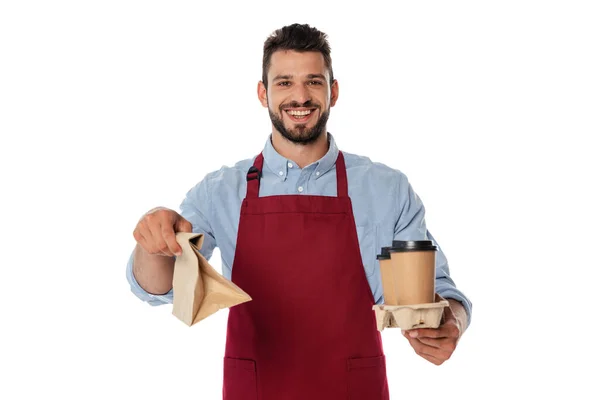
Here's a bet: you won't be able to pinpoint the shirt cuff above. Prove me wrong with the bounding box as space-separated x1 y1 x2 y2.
435 281 472 329
126 250 173 306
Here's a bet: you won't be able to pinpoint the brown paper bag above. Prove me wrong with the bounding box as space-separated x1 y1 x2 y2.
172 232 252 326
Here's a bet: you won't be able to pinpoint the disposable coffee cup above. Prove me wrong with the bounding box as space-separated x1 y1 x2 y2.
377 247 398 305
388 240 438 305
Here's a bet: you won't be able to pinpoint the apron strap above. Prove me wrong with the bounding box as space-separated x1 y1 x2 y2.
246 153 264 198
245 151 349 199
334 152 348 198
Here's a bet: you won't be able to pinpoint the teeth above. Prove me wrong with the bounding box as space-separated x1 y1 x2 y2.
287 110 312 116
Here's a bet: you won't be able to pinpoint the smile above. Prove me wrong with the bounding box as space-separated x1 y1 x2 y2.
284 108 316 122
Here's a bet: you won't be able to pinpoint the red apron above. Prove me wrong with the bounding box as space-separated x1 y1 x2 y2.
223 151 389 400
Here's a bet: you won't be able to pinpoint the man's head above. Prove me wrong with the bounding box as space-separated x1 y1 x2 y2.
258 23 339 145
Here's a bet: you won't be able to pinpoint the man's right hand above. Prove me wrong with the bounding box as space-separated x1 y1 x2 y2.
132 207 193 257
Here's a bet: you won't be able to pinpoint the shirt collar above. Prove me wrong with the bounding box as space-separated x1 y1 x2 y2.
262 132 340 181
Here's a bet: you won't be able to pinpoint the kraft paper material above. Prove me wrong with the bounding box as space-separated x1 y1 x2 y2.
172 232 252 326
372 300 449 331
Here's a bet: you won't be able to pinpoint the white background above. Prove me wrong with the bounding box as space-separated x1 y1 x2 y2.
1 0 599 399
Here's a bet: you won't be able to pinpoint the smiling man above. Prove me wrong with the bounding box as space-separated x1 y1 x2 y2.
127 23 472 400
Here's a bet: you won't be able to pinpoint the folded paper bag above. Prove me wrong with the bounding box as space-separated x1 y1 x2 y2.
172 232 252 326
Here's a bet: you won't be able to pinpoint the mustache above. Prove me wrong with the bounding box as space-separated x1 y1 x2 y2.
280 101 319 110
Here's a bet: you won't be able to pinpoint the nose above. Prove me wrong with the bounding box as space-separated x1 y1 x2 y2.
291 84 312 105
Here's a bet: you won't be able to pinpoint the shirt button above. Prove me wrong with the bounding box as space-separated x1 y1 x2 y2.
279 171 284 176
288 162 293 168
316 171 320 176
298 186 304 193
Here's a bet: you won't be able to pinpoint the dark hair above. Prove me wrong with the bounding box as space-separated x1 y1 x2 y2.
262 23 334 88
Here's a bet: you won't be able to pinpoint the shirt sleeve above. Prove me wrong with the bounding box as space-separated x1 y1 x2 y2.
394 173 473 328
125 175 218 306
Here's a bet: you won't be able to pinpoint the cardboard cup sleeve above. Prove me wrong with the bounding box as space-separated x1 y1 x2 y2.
172 232 252 326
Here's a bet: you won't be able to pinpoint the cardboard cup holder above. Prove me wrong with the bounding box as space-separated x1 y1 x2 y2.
372 300 449 331
375 241 448 331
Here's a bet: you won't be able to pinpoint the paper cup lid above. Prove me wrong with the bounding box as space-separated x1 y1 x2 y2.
377 246 392 260
389 240 438 252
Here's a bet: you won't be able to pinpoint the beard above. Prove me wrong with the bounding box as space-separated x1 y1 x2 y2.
268 104 330 145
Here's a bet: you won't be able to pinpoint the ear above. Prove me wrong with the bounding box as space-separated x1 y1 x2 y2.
330 79 339 107
257 81 268 108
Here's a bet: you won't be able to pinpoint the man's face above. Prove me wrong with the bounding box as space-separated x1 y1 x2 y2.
258 50 339 145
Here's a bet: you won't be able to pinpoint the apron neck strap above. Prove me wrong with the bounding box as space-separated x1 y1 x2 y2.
246 153 264 199
245 151 348 198
334 151 348 197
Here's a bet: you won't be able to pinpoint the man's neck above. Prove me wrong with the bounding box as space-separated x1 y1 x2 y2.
271 130 329 169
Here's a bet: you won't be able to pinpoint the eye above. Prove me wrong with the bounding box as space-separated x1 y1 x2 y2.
308 80 323 85
277 81 291 87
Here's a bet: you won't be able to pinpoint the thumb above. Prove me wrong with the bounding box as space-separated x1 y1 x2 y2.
175 217 193 233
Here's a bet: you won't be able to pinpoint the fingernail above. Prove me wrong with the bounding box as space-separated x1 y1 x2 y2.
175 251 182 256
409 331 418 338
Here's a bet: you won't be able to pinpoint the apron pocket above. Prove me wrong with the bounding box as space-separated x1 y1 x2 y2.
223 357 258 400
347 355 387 400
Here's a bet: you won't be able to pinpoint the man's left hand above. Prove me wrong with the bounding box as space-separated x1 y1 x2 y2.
401 296 465 366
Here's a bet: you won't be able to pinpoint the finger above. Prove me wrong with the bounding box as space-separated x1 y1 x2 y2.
423 337 457 358
406 336 442 359
404 331 453 363
407 328 447 339
176 218 193 233
415 322 460 340
404 327 458 357
161 224 182 256
143 221 173 257
135 223 164 255
415 336 444 349
152 228 174 257
408 338 452 362
416 336 457 356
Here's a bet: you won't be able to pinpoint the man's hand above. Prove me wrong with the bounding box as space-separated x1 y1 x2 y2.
133 207 193 257
401 295 466 366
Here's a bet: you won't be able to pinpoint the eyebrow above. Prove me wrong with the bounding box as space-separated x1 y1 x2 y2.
272 73 327 81
273 74 292 81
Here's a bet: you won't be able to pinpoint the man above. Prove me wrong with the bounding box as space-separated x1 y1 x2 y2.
127 23 472 399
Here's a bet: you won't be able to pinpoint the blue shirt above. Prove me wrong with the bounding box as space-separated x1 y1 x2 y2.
126 133 472 326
